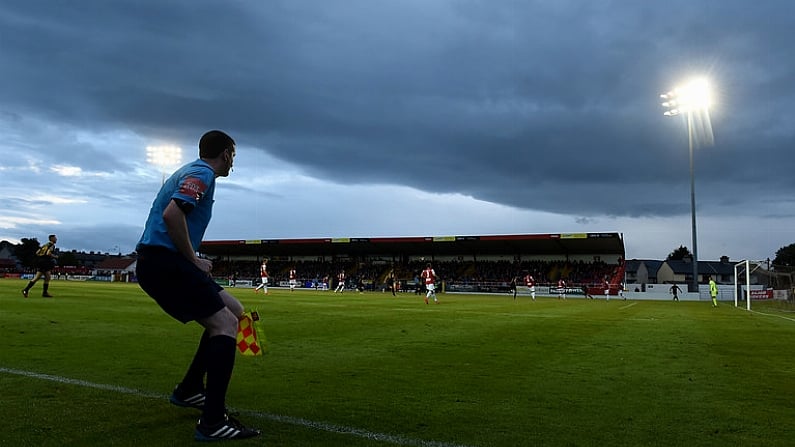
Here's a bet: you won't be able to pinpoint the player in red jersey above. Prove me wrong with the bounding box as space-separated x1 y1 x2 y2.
421 263 438 304
334 270 346 293
524 272 536 301
254 259 269 294
557 278 566 300
288 267 297 292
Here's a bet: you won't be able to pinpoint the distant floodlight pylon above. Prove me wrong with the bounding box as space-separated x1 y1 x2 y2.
146 145 182 185
661 76 714 293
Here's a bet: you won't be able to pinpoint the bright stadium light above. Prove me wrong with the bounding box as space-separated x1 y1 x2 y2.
661 78 712 117
146 145 183 185
661 77 713 293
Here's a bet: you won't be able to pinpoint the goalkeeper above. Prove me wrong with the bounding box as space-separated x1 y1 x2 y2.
135 130 260 442
709 275 718 307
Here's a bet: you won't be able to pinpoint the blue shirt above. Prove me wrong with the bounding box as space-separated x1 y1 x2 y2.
138 159 216 252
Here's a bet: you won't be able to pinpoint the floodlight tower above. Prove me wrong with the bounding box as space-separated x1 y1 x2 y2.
661 78 712 293
146 145 183 185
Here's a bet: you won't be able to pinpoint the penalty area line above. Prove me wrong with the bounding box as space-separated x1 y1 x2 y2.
0 366 475 447
618 302 638 310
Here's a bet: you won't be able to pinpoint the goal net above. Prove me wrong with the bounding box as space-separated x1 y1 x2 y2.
733 260 769 311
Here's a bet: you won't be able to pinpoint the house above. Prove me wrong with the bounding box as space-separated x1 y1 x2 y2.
69 251 110 269
0 245 19 274
624 259 663 289
657 256 736 285
93 256 137 282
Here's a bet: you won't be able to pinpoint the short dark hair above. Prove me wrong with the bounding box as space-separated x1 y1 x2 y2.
199 130 235 158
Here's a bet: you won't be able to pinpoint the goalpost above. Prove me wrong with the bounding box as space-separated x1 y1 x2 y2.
733 260 766 311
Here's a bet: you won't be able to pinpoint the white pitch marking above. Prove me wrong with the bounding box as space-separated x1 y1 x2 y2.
618 302 638 310
747 309 795 323
0 367 475 447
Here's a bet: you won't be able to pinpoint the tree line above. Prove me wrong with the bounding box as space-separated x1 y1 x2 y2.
0 239 78 270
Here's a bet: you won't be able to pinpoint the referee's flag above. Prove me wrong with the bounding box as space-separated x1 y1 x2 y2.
236 310 265 356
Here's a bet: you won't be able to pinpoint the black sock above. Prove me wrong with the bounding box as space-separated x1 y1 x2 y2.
180 330 211 393
43 283 49 294
24 281 34 291
202 335 236 424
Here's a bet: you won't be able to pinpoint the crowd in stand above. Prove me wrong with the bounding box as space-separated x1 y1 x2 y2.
212 258 623 290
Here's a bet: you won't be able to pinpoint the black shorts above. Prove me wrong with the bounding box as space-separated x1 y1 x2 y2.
36 256 55 273
136 245 225 324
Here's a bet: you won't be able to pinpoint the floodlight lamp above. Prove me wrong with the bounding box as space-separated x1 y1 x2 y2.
683 78 710 109
146 145 183 169
660 78 712 116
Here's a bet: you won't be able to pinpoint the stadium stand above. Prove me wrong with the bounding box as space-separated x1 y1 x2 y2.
199 233 626 294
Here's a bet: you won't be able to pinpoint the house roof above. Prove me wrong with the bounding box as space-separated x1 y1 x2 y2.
665 260 735 275
625 259 664 275
95 257 136 271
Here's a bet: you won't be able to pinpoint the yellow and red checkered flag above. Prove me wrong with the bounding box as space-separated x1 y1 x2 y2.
236 310 266 356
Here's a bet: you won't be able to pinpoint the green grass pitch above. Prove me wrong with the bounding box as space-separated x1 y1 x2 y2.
2 280 795 446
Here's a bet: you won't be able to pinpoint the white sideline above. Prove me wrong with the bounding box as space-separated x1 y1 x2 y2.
0 367 475 447
746 309 795 323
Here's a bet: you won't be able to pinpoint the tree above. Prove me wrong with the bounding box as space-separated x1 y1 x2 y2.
14 238 41 269
667 245 692 260
772 243 795 267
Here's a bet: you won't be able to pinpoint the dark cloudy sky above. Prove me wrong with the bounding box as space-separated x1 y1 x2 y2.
1 0 793 261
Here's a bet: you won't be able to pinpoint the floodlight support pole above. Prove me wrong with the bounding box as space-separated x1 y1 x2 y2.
688 113 699 294
662 78 712 294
